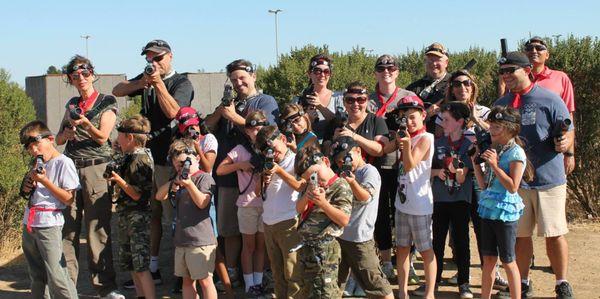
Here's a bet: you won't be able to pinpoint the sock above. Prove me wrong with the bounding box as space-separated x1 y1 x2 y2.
253 272 263 286
556 279 568 286
149 256 159 273
521 278 529 286
243 273 254 291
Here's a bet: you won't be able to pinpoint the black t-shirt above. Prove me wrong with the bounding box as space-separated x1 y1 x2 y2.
324 113 388 163
406 73 451 133
128 72 194 165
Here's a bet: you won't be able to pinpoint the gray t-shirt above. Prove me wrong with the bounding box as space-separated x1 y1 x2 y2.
23 154 80 228
173 172 217 247
340 163 381 243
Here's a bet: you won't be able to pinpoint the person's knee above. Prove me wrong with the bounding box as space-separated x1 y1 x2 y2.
420 249 435 262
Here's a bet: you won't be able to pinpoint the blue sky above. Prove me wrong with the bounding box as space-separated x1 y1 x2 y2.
2 0 598 86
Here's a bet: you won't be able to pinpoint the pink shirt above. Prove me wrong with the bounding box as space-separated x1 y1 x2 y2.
227 144 261 207
533 66 575 112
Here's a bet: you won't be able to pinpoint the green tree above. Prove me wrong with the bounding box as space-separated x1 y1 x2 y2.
46 65 61 74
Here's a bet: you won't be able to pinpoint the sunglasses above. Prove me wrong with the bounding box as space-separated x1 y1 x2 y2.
344 96 368 105
498 66 521 75
525 44 547 52
70 70 92 80
146 54 166 63
311 68 331 76
451 79 472 88
375 66 398 73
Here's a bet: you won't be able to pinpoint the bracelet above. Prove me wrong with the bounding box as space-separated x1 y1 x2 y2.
564 152 574 157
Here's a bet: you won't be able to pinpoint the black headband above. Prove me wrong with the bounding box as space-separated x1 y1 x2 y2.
117 126 148 134
283 111 304 122
227 64 254 76
21 133 52 148
310 59 331 68
489 112 519 124
246 120 270 128
344 87 368 95
258 129 281 153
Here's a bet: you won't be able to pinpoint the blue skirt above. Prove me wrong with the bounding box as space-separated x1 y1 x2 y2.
477 190 524 222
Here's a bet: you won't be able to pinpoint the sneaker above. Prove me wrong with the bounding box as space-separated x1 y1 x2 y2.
447 273 458 285
101 290 125 299
459 283 474 299
151 269 163 284
122 279 135 289
411 284 427 297
493 271 509 289
262 269 275 291
171 277 182 294
343 275 356 297
495 280 533 299
408 264 420 285
555 281 574 299
245 285 265 298
381 263 397 282
353 282 367 298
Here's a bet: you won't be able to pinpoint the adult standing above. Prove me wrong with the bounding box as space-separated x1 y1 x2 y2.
524 36 576 175
407 42 452 133
112 39 194 287
494 52 574 299
366 55 416 281
204 59 279 287
56 55 121 298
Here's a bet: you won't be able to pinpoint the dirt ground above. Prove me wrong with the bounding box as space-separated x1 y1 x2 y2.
1 220 599 299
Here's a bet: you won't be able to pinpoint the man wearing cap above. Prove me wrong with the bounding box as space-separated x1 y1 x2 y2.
366 54 417 282
524 36 576 175
406 42 451 133
494 52 574 299
204 59 279 288
113 39 194 287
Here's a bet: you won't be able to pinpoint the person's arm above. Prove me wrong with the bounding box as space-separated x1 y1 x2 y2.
198 150 217 173
79 110 117 145
111 171 142 201
309 187 350 227
383 132 400 154
296 191 311 214
204 109 223 131
401 135 431 173
274 164 306 192
151 74 191 119
112 78 147 97
180 178 212 209
355 134 387 157
481 149 524 193
346 178 371 202
31 170 75 205
155 180 173 201
220 104 246 126
216 156 253 176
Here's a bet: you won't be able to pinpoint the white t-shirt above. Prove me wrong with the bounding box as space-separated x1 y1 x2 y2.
340 163 381 243
263 151 299 225
23 154 80 228
200 133 218 154
395 132 434 215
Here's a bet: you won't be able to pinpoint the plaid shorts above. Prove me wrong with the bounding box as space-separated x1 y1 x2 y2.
394 210 433 252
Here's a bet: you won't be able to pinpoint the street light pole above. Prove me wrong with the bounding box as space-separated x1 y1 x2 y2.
81 35 91 58
268 9 282 63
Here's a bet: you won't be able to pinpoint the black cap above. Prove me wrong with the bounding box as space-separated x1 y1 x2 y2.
329 136 358 159
525 36 547 47
375 54 397 68
141 39 171 55
498 51 532 67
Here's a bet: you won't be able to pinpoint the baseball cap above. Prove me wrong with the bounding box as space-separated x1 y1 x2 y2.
175 107 199 134
396 95 425 111
525 36 547 47
425 42 448 58
141 39 171 55
498 51 532 67
375 54 397 68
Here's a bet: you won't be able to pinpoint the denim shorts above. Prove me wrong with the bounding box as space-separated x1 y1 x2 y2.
480 218 518 263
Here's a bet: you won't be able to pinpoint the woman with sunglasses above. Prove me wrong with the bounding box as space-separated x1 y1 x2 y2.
325 82 388 162
56 55 122 299
296 54 345 140
279 103 317 153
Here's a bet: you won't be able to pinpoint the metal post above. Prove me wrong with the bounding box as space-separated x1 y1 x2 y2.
268 9 282 63
81 35 91 58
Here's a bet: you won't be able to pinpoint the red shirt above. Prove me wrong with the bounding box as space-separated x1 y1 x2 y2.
533 66 575 112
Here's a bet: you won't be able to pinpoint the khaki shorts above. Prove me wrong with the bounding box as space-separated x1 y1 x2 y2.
217 187 240 237
174 245 217 280
238 206 264 234
517 184 569 238
151 164 174 223
338 239 393 297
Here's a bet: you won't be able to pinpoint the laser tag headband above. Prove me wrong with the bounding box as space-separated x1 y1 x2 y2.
257 128 282 153
296 151 325 176
63 63 94 75
282 110 305 122
488 110 520 124
343 86 368 96
329 136 358 160
21 133 52 149
116 126 148 134
245 119 270 128
226 60 255 76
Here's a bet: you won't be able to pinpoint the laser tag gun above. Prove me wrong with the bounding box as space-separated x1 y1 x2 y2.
553 118 572 139
334 106 349 129
443 149 465 194
34 155 44 174
69 107 83 120
144 63 155 75
298 83 316 109
385 111 408 139
221 83 235 107
263 147 275 172
103 154 126 203
468 126 492 164
340 153 353 177
180 157 192 180
463 58 477 71
499 38 508 64
283 121 295 143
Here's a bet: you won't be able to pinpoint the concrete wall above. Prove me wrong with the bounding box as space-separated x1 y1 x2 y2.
25 72 227 135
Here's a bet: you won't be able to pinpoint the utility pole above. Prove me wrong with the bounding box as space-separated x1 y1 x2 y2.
81 35 91 58
268 9 283 63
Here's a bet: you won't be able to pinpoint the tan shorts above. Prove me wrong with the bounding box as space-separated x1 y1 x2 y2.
238 206 264 234
517 184 569 238
174 245 217 280
151 164 175 223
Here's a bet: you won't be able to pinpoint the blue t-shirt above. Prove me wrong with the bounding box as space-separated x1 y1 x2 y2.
494 85 572 189
431 136 474 203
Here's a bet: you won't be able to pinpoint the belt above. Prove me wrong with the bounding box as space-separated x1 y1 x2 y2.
27 206 61 232
73 157 110 168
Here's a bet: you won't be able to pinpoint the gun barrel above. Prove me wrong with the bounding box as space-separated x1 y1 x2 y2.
500 38 508 57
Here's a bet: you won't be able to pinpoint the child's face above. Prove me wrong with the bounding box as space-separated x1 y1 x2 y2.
269 135 289 163
334 147 361 172
172 153 199 174
23 132 54 158
301 159 332 188
244 125 263 143
401 108 426 133
489 122 512 144
441 111 463 136
289 115 307 134
117 132 135 153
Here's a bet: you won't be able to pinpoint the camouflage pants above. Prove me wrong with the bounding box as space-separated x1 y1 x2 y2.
300 237 341 299
118 210 151 272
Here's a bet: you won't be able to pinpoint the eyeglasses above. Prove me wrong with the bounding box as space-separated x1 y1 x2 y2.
146 54 166 63
344 96 368 105
451 79 472 88
310 68 331 76
70 70 92 80
524 44 547 52
375 66 398 73
498 67 521 75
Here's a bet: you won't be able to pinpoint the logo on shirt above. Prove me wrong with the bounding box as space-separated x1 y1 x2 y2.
521 103 537 126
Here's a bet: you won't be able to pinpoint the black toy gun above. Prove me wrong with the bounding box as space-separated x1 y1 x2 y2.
468 126 492 164
553 118 571 139
221 83 235 107
34 155 44 174
335 106 349 129
298 83 316 109
340 153 353 176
